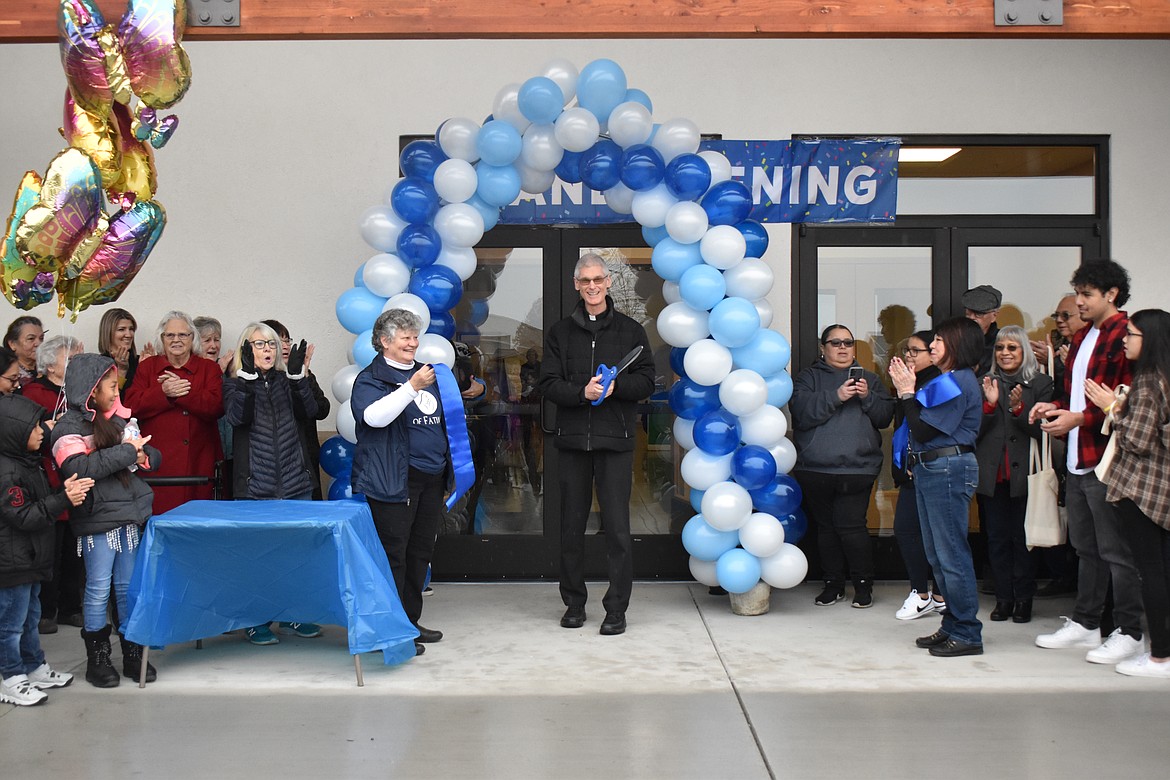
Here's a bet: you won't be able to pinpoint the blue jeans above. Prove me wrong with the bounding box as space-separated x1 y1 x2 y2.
914 452 983 645
0 582 45 679
81 525 139 633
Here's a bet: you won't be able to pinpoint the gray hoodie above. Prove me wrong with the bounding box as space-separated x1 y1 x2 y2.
789 359 895 476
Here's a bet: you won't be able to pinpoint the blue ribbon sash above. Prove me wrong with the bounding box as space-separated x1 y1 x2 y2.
892 372 963 469
432 363 476 510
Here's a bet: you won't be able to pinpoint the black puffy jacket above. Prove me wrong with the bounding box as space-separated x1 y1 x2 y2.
538 297 656 452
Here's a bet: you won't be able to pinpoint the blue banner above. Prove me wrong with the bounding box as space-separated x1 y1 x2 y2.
499 138 900 225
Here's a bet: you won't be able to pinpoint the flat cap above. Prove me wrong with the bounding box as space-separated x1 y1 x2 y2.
961 284 1002 313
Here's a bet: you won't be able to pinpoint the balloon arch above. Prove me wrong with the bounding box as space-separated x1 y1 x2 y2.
323 58 809 596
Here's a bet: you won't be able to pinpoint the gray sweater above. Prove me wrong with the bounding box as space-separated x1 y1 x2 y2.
790 359 894 476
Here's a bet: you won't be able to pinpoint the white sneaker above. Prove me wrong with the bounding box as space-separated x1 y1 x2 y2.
1116 652 1170 679
0 674 48 707
27 663 73 690
895 590 937 620
1086 629 1144 664
1035 617 1101 649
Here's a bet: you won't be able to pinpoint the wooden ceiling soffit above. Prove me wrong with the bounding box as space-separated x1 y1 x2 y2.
3 1 1169 42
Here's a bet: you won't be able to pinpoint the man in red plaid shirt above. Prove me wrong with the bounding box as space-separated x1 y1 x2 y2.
1030 260 1143 664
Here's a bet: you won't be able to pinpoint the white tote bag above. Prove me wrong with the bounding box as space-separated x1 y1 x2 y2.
1025 432 1065 549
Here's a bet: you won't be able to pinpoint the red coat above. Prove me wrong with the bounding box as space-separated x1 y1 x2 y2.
122 354 224 514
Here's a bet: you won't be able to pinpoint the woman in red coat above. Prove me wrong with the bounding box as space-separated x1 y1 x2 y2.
122 311 223 514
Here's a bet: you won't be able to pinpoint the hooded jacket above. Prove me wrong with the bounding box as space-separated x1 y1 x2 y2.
50 353 160 537
790 358 895 476
0 394 69 587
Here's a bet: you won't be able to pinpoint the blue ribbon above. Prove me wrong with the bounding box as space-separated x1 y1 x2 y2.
431 363 476 510
893 372 964 469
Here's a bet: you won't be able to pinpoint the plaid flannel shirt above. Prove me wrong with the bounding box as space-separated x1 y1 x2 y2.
1059 310 1132 470
1104 371 1170 530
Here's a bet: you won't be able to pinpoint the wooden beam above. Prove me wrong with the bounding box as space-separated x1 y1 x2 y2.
3 0 1169 43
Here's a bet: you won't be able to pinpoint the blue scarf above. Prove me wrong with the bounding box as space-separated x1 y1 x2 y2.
432 364 476 510
892 372 963 469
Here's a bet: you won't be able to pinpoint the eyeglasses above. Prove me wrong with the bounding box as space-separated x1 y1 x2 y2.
279 337 292 346
163 332 193 341
903 347 929 356
994 344 1021 352
576 275 609 286
1125 330 1143 338
0 372 19 385
249 339 278 350
823 339 855 348
1051 311 1075 322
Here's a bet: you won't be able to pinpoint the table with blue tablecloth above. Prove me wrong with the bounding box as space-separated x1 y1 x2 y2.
124 499 418 679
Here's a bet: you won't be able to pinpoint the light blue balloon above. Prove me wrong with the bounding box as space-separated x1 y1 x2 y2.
518 76 565 124
690 488 705 513
765 370 794 407
642 224 669 247
708 297 761 349
716 548 763 594
625 88 653 114
353 262 367 288
353 329 377 367
336 287 388 335
678 264 727 311
731 330 791 376
466 194 501 231
650 238 703 283
577 58 628 123
476 120 523 167
682 515 741 562
475 163 522 207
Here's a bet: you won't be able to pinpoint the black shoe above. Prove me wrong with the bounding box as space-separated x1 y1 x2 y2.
929 638 984 657
59 612 84 628
708 586 728 596
1012 599 1033 624
81 625 120 688
38 617 58 635
560 606 586 629
852 580 873 609
990 601 1014 621
915 629 949 648
600 612 626 635
414 642 425 656
120 637 157 683
1035 580 1076 599
415 625 443 643
815 583 846 606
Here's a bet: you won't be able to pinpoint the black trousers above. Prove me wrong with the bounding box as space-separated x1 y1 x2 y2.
558 448 633 614
795 470 875 585
367 468 445 626
982 482 1037 601
39 521 84 619
1115 499 1170 658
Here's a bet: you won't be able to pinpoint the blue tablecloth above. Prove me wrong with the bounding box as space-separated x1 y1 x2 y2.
125 500 417 665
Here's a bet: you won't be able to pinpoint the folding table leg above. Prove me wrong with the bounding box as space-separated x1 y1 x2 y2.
353 653 364 687
139 646 150 688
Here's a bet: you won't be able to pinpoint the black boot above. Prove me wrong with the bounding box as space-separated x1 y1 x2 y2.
990 601 1014 621
81 626 120 688
120 637 157 683
1012 599 1033 624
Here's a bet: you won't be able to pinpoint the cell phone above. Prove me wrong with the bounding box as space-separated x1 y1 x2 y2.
848 366 864 382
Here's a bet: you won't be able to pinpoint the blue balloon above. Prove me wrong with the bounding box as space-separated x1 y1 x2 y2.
469 298 490 327
689 488 705 513
668 346 687 378
664 153 712 201
580 139 623 192
400 140 447 183
517 76 565 124
642 224 669 247
353 330 377 367
427 310 456 339
779 507 808 544
619 144 665 192
319 435 356 478
390 177 440 225
668 378 721 421
650 238 703 283
624 88 653 114
731 330 791 376
328 473 363 501
476 120 523 167
736 220 769 258
336 287 388 335
693 408 741 455
554 150 583 184
678 264 727 311
475 162 522 207
396 223 442 269
702 180 753 226
732 445 777 491
409 264 464 313
682 515 741 561
765 370 794 407
466 194 501 231
709 297 761 349
577 58 628 123
716 548 763 594
353 262 367 288
749 474 803 519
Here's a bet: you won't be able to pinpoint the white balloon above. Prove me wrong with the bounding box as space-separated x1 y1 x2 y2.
603 181 635 214
416 333 456 368
651 118 701 163
554 107 600 153
739 405 788 448
358 205 406 253
331 363 362 404
492 83 531 133
607 101 653 148
753 298 774 329
438 117 481 163
699 150 733 187
724 259 775 300
518 164 556 196
384 293 431 333
519 124 564 172
700 225 747 270
432 158 478 203
738 512 786 558
683 339 733 387
662 280 681 305
436 245 478 281
701 481 753 532
680 449 733 491
719 369 768 417
656 301 710 348
631 183 678 228
433 203 485 248
541 58 579 103
769 438 798 474
361 253 411 298
689 556 720 587
673 416 696 450
336 400 357 444
664 201 709 245
760 543 808 590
